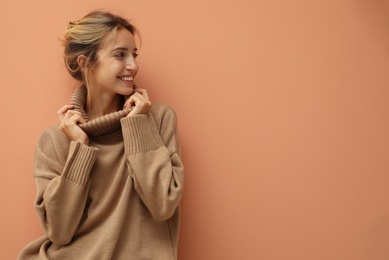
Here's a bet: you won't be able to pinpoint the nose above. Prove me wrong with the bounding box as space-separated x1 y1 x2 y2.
125 56 138 71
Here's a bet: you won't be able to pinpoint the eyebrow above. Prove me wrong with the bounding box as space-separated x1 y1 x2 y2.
111 47 138 52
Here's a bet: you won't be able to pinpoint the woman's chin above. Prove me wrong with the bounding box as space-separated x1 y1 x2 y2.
119 86 134 96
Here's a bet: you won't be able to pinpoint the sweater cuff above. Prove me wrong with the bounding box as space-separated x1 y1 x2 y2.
63 141 98 185
120 114 164 154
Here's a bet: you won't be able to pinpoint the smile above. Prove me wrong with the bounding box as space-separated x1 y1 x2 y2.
118 76 133 82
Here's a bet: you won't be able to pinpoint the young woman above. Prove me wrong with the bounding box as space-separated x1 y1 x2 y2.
18 11 184 260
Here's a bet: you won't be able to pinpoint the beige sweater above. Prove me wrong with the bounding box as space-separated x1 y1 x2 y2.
18 86 184 260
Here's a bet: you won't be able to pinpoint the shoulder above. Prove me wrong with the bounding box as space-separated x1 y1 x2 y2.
38 124 68 145
150 103 176 115
36 124 70 163
149 103 178 131
150 103 177 121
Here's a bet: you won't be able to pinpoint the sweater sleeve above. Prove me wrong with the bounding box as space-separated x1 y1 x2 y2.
34 129 98 245
120 105 184 221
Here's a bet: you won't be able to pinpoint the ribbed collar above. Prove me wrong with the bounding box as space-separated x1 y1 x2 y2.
70 85 132 136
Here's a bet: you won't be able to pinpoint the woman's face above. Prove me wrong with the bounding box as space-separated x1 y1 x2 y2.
87 28 139 96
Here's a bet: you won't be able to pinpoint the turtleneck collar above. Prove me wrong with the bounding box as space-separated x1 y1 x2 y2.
70 85 132 137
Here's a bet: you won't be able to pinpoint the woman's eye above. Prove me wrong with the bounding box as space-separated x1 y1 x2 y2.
133 53 139 58
114 52 125 58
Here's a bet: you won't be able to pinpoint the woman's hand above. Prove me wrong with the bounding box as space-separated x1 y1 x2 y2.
124 88 151 117
58 105 89 145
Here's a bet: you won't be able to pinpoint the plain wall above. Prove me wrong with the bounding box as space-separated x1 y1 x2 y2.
1 0 389 259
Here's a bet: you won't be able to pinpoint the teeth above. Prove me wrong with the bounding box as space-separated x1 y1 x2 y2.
120 76 133 81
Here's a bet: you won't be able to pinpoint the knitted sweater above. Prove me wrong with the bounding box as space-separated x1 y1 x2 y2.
18 86 184 260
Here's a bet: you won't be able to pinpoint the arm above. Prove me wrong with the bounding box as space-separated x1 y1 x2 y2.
34 130 98 245
120 105 184 221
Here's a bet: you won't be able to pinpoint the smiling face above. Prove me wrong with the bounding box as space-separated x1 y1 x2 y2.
87 27 139 97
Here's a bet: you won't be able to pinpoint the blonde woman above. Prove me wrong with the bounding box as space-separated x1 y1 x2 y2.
18 11 184 260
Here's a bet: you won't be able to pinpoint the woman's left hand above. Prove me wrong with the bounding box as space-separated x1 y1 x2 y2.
124 88 151 117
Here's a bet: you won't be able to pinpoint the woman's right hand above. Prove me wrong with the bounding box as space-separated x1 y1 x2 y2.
58 105 89 145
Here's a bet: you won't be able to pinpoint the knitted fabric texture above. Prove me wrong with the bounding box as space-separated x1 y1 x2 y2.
70 85 133 136
18 87 184 260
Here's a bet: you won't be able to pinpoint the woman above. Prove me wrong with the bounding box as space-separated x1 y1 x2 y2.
18 10 184 260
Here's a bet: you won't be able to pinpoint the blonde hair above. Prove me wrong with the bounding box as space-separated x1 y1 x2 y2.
62 11 140 83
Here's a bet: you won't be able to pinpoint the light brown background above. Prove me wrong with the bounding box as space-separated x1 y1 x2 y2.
1 0 389 259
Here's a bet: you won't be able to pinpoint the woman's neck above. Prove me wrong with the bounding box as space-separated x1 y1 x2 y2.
85 90 124 120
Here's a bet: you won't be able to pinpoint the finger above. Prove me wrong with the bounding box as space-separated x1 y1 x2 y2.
57 104 74 114
70 114 87 124
130 92 143 100
123 95 136 109
66 110 82 116
78 115 87 124
63 110 83 122
133 92 152 110
65 114 86 125
57 105 74 120
133 92 150 104
124 93 146 108
134 88 150 100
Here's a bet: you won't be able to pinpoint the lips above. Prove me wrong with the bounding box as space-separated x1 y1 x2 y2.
118 76 134 82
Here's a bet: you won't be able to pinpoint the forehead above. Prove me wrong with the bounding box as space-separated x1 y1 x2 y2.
100 28 136 52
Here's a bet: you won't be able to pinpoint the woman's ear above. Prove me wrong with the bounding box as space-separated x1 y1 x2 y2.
77 55 88 72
